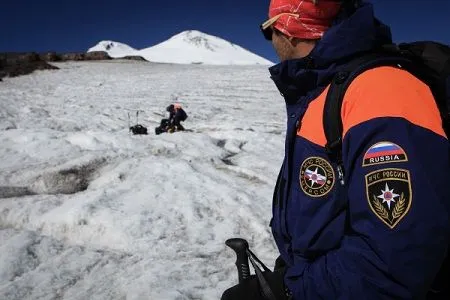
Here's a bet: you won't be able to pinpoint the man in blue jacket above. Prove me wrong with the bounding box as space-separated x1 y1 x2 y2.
221 0 450 299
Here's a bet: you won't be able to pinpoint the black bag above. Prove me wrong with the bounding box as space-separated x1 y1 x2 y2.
155 118 171 135
128 110 148 135
178 108 188 121
322 41 450 299
129 124 148 135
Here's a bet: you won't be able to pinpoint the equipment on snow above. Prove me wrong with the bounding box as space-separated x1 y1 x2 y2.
155 118 171 135
176 107 188 121
128 110 148 135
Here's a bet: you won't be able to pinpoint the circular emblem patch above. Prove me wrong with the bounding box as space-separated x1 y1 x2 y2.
299 156 335 197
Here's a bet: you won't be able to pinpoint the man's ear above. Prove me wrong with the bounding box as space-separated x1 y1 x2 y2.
291 38 318 48
289 36 298 46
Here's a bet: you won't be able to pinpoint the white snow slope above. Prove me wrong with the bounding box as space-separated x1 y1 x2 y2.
88 41 139 59
88 30 274 65
0 59 285 300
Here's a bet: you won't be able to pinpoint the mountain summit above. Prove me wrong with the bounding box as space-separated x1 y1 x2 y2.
87 30 274 66
88 41 138 58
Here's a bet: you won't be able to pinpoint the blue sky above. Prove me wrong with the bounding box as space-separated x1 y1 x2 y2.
2 0 449 63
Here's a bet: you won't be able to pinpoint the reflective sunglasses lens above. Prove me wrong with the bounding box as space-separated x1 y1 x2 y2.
260 25 273 41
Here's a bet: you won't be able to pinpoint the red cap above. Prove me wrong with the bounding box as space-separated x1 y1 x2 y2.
269 0 342 39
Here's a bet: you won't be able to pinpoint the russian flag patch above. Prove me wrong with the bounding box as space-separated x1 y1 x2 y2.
363 141 407 167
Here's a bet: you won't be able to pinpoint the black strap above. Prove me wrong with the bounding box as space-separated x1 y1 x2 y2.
427 253 450 298
438 60 450 137
272 165 283 207
246 249 278 300
323 51 413 176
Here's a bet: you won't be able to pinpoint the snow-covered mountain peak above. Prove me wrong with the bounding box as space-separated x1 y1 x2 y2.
87 40 138 58
169 30 228 52
87 30 274 65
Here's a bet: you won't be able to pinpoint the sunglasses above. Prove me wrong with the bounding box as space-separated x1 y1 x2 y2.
260 13 300 41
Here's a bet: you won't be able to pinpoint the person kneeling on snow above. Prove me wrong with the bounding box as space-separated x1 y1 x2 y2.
166 103 187 132
155 103 188 135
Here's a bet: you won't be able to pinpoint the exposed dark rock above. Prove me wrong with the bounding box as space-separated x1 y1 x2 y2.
18 52 40 63
122 55 146 61
60 52 85 61
8 61 59 78
0 49 144 80
85 51 111 60
40 52 61 62
0 52 59 79
0 54 5 68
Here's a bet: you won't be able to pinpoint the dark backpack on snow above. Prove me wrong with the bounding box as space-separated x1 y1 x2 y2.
129 124 148 135
155 118 171 135
322 41 450 299
178 108 188 121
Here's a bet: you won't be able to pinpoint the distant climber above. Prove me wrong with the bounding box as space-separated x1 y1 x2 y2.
155 103 188 135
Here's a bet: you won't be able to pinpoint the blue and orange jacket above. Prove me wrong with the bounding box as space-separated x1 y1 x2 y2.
269 3 450 299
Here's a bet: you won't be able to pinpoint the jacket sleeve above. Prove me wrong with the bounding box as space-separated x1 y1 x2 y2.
285 67 450 299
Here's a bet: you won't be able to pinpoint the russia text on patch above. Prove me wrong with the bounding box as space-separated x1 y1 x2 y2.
362 141 407 167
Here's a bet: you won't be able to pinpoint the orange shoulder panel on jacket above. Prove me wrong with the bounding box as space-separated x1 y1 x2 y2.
298 66 446 146
341 66 446 138
297 86 330 147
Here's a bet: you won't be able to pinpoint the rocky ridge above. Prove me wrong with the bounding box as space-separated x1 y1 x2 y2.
0 51 143 80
